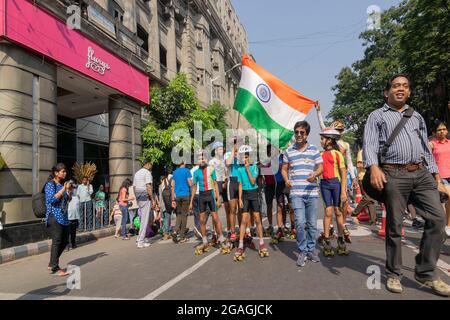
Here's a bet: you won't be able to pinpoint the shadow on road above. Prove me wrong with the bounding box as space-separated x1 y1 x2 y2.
68 252 108 267
17 283 71 300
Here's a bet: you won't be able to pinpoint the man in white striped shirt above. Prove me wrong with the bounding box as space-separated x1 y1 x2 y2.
363 74 449 296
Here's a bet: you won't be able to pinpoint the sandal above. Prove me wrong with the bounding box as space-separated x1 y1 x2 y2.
51 268 70 277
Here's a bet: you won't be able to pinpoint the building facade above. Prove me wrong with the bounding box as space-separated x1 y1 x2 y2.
0 0 248 248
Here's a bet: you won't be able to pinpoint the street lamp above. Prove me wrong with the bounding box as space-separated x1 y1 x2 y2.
210 62 241 103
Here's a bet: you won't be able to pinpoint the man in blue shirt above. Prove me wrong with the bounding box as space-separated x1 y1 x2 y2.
233 145 269 261
171 161 192 243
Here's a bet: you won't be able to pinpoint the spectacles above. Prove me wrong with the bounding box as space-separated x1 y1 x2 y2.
295 130 307 136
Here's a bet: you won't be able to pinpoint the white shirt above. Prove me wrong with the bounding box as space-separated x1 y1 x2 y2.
133 168 153 194
78 184 93 203
68 188 80 220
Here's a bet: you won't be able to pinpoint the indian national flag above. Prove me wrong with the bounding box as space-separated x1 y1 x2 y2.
234 55 316 149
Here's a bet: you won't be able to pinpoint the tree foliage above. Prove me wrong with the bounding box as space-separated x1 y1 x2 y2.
141 73 228 168
330 0 449 147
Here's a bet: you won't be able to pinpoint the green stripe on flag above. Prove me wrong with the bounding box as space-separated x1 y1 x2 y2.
234 88 294 149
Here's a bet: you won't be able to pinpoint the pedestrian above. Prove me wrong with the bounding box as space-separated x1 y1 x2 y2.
224 136 241 243
78 176 93 231
363 73 449 296
45 163 72 276
190 150 228 255
118 179 133 241
94 184 106 228
260 144 276 236
133 160 154 249
281 121 323 267
160 168 174 239
109 203 122 238
128 180 139 236
190 163 201 239
352 150 377 224
67 184 80 249
233 145 268 262
171 161 193 243
318 128 349 257
271 153 288 243
429 121 450 238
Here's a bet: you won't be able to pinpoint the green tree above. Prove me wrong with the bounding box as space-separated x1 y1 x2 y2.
329 0 449 147
141 73 229 168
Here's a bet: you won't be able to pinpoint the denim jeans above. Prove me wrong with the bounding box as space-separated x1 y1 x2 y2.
119 205 129 238
290 195 318 253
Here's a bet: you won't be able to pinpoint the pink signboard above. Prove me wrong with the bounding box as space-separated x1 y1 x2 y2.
2 0 149 104
0 0 5 37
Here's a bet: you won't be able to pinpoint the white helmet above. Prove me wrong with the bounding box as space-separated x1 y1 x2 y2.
319 128 342 140
238 145 253 154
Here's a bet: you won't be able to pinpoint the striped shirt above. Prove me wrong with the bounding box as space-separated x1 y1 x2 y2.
322 149 345 180
283 144 323 197
193 165 217 192
363 104 438 173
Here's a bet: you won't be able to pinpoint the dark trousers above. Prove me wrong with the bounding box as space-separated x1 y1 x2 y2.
48 215 69 272
69 219 79 247
174 196 190 238
382 167 445 280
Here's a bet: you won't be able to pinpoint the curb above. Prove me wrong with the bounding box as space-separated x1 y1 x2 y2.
0 226 117 265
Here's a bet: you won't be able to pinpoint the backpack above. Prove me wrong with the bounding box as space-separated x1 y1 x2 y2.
161 178 172 199
32 181 55 219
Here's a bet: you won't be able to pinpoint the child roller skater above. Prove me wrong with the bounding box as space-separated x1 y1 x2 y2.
319 128 349 257
234 145 269 261
189 151 229 255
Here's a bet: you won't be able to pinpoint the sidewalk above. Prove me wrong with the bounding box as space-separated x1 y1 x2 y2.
0 226 118 265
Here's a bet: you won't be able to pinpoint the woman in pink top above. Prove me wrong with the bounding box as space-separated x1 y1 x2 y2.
429 121 450 236
118 179 134 240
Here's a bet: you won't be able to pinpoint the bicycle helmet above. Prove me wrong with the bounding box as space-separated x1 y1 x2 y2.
238 145 253 154
331 120 345 131
211 141 223 150
319 128 342 140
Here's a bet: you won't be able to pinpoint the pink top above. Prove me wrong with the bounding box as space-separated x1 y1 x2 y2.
431 138 450 178
118 187 128 207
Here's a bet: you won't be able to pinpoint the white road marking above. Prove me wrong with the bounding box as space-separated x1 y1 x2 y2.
142 250 221 300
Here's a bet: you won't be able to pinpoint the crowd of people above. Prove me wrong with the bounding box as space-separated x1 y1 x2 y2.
41 73 450 297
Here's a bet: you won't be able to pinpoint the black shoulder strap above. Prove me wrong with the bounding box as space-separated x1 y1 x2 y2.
380 107 414 164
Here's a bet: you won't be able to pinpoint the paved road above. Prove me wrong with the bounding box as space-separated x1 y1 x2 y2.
0 204 449 300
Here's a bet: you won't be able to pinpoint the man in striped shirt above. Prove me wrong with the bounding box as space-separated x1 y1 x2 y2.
282 121 323 267
363 74 449 296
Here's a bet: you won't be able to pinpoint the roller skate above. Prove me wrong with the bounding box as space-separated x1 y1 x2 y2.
263 225 274 237
258 243 269 258
289 228 297 240
270 228 285 244
322 238 335 257
233 247 246 262
163 232 171 240
219 240 232 254
194 243 210 255
244 233 255 249
210 233 218 247
343 225 352 243
337 237 349 255
283 226 290 236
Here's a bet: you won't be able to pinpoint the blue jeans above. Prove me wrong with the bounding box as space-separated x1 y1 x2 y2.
119 205 129 238
290 195 318 253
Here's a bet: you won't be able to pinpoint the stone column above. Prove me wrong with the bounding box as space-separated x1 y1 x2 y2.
166 11 178 78
0 43 57 225
108 95 142 199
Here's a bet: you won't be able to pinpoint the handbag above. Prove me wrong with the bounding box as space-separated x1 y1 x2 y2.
362 107 414 202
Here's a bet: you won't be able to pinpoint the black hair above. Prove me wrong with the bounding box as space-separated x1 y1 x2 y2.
294 121 310 135
120 179 132 190
143 159 152 166
48 163 66 181
323 137 340 152
433 120 447 133
385 73 411 91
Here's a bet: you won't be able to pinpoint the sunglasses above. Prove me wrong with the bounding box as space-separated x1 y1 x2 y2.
295 130 307 136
